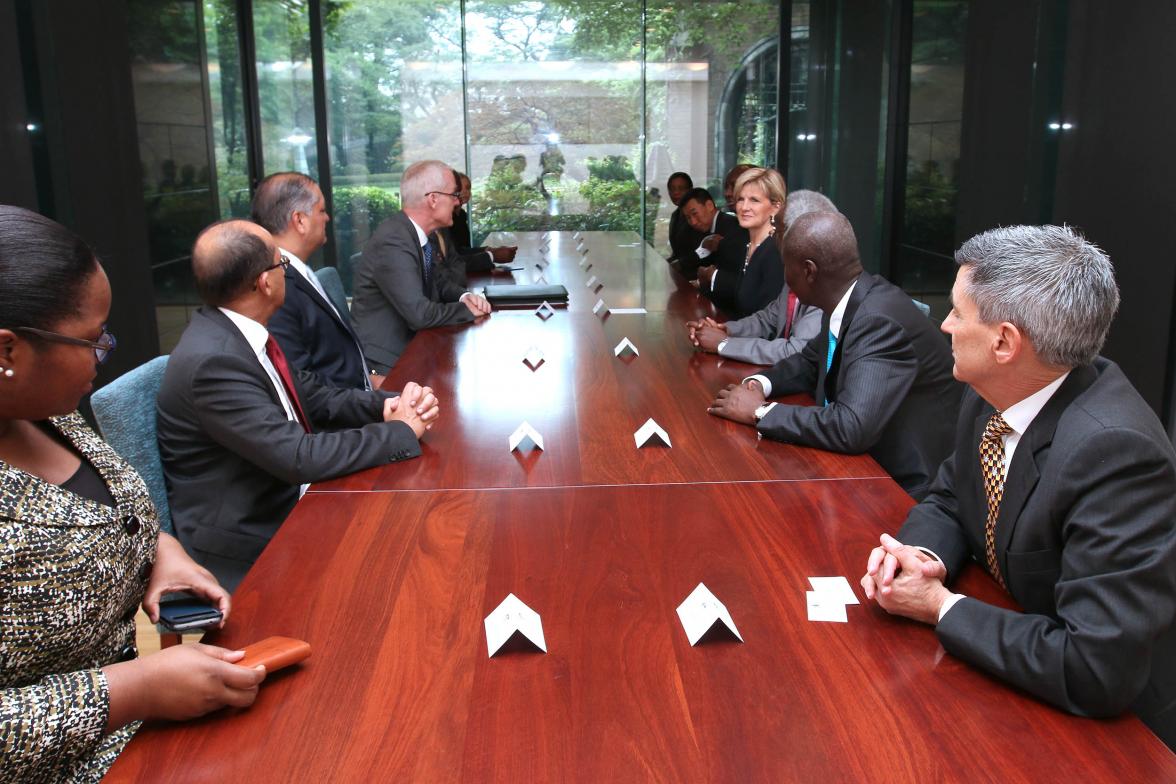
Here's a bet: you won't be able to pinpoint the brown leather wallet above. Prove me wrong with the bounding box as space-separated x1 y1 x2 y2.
238 636 312 672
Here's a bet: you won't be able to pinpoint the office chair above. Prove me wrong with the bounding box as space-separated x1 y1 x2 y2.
91 355 184 648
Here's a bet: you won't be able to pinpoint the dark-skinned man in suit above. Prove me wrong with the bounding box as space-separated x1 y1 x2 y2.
707 210 961 501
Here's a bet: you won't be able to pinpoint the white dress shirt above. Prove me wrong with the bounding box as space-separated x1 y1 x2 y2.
745 280 858 420
408 217 475 306
696 211 721 260
218 307 310 498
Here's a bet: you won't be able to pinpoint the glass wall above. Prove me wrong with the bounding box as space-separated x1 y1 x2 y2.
322 0 464 288
892 0 968 311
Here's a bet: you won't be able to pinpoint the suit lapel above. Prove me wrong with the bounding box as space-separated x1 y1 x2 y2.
825 273 873 402
287 267 359 340
202 307 286 412
994 364 1099 573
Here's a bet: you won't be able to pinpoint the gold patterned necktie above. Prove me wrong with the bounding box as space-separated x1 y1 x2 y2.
979 412 1014 588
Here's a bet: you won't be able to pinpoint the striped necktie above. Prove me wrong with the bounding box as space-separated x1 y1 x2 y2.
823 330 838 406
422 241 434 292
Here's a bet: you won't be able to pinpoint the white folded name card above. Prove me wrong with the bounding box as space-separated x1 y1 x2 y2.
592 298 607 316
484 593 547 657
585 275 599 289
535 273 548 285
522 346 544 371
508 421 544 452
580 247 590 256
633 417 671 448
534 301 555 320
613 337 639 357
608 308 647 314
676 582 743 646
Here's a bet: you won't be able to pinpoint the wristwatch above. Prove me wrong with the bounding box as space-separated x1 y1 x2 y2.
716 338 728 354
754 402 776 422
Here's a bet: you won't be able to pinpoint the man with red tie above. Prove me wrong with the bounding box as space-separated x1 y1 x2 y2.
157 220 440 591
685 190 833 365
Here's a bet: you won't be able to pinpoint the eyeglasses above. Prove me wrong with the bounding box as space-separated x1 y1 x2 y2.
262 255 292 274
427 190 462 201
14 324 118 365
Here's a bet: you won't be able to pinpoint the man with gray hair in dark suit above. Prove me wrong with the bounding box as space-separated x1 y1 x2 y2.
861 225 1176 749
351 160 492 373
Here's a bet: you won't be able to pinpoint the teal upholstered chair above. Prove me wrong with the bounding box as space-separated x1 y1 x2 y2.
91 355 183 646
315 266 352 325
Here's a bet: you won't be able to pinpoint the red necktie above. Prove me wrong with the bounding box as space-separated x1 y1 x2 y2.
264 336 312 433
782 291 799 338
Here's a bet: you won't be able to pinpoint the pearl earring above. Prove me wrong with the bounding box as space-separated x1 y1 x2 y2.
1 368 13 378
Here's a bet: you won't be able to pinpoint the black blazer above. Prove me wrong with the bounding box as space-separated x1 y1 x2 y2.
157 307 421 589
900 359 1176 748
448 207 493 274
708 237 785 319
350 211 473 372
707 211 750 274
668 206 706 276
268 264 369 389
757 272 961 500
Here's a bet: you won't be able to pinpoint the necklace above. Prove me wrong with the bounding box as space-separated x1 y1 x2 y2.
744 226 775 271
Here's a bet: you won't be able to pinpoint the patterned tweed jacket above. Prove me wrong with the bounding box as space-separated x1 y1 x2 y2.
0 412 159 782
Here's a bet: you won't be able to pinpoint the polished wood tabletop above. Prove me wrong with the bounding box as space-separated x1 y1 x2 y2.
108 483 1174 782
107 231 1175 781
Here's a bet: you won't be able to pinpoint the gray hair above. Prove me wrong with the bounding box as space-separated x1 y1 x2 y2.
956 224 1120 367
250 172 319 235
782 190 837 230
400 160 452 208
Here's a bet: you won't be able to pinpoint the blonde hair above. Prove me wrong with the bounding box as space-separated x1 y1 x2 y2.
734 167 786 216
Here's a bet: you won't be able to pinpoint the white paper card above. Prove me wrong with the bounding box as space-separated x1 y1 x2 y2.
633 418 671 448
592 298 607 315
534 301 555 320
578 256 589 268
580 247 590 256
613 337 639 357
585 275 599 289
808 576 860 605
676 583 743 645
608 308 648 314
573 231 582 239
507 421 545 452
484 593 547 656
522 346 544 370
806 591 848 623
536 274 548 285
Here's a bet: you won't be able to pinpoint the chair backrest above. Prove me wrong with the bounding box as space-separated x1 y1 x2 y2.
90 355 173 533
315 266 352 325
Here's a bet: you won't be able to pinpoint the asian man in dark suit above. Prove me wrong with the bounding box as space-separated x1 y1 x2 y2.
252 172 380 390
707 210 961 501
676 187 747 281
861 225 1176 749
158 219 440 591
350 160 492 373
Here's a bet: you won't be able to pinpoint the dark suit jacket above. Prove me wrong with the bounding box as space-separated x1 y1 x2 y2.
268 264 369 389
708 238 784 319
757 272 961 500
668 206 706 276
351 211 473 372
447 207 493 274
157 307 421 590
899 359 1176 747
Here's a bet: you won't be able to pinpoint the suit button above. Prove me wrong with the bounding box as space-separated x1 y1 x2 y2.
122 515 141 535
118 644 138 662
139 561 154 581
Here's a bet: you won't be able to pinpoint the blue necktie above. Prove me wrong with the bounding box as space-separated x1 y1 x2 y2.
422 241 434 292
823 330 838 406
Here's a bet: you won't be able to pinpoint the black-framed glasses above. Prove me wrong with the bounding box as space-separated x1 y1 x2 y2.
427 190 462 201
262 255 292 274
14 324 117 365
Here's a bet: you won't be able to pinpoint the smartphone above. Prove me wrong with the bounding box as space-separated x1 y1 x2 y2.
157 597 224 632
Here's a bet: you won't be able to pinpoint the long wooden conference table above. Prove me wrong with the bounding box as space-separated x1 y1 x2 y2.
107 231 1175 781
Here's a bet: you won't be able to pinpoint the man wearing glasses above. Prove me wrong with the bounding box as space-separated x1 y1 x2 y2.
157 220 440 592
351 160 492 373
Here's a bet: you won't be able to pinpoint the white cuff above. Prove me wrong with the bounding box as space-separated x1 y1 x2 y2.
937 593 966 623
696 243 712 260
709 269 719 289
744 374 773 397
459 291 471 303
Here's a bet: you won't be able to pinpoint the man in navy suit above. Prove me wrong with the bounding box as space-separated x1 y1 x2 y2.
252 172 378 390
861 225 1176 748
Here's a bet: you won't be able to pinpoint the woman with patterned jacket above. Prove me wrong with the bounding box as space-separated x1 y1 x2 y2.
0 206 266 781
